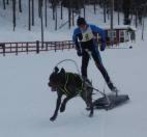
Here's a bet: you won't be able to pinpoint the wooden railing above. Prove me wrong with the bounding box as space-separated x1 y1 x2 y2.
0 38 132 56
0 40 75 56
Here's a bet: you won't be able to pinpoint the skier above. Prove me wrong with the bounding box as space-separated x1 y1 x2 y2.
72 17 118 93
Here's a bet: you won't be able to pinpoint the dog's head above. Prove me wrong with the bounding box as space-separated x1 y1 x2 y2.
48 67 66 91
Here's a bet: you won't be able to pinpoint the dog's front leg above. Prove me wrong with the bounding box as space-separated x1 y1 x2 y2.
60 96 72 112
88 100 94 117
50 94 62 121
87 92 94 117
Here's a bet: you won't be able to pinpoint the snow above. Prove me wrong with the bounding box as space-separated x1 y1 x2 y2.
0 3 147 137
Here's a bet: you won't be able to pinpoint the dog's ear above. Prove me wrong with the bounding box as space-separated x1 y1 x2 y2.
59 68 65 76
54 67 59 74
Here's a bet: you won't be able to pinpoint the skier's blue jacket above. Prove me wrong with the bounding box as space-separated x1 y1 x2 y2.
72 24 106 51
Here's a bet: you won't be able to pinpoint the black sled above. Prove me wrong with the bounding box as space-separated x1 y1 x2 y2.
92 94 130 110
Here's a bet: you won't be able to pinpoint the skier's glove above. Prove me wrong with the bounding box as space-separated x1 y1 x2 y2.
100 38 106 51
77 50 83 56
100 43 106 51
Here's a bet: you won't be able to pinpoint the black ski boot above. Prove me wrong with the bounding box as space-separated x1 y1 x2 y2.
108 82 118 94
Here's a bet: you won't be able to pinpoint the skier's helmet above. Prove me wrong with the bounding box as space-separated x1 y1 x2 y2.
77 17 86 26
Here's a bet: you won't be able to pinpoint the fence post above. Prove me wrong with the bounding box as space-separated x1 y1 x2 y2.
45 42 48 51
62 41 64 51
54 42 56 52
26 42 29 54
16 43 18 55
0 43 5 56
36 40 40 54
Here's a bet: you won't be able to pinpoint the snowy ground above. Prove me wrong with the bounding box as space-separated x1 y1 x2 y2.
0 3 147 137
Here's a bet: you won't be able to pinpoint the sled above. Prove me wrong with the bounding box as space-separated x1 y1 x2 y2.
92 94 130 110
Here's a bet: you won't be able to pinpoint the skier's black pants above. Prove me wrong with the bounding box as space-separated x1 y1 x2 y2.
81 49 111 84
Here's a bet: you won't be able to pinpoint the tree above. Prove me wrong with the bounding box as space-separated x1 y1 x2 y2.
32 0 35 26
28 0 31 30
19 0 22 12
12 0 16 31
62 0 84 10
45 0 48 27
3 0 6 9
123 0 131 25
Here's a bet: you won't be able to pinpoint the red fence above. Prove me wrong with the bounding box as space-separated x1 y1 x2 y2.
0 38 132 56
0 40 75 56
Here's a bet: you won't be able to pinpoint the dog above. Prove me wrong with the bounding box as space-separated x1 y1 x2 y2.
48 67 94 121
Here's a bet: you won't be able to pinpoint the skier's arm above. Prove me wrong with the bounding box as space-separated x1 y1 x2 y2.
72 28 82 56
91 25 106 51
72 28 81 50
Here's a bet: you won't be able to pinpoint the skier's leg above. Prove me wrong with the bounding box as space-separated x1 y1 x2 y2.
81 51 90 79
91 49 117 92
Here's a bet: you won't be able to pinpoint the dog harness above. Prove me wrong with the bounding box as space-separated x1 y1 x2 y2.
59 73 84 96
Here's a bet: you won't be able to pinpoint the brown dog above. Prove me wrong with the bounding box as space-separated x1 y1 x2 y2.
48 67 94 121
